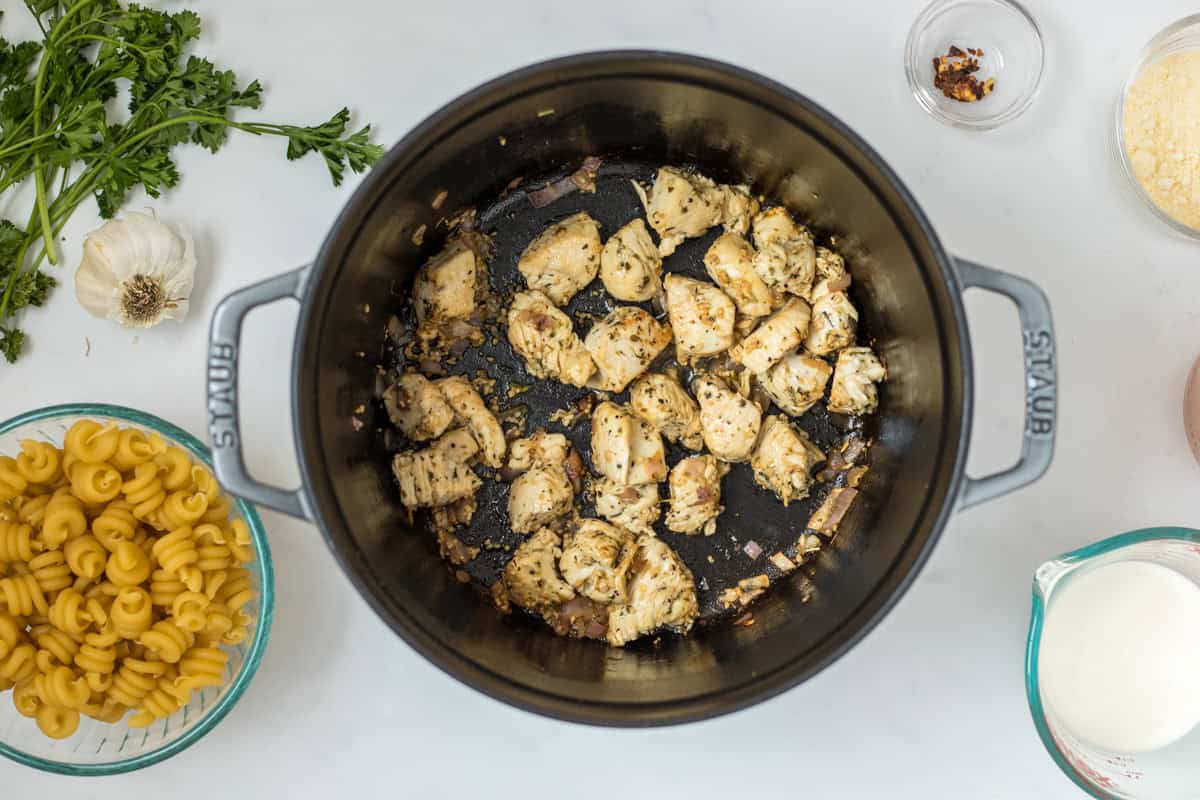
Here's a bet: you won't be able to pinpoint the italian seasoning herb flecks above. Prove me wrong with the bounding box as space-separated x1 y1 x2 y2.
932 45 996 103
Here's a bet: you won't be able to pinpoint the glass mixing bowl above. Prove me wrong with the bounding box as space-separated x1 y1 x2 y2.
0 404 274 775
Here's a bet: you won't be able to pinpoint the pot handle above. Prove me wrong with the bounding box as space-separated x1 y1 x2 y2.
207 266 313 520
954 259 1057 510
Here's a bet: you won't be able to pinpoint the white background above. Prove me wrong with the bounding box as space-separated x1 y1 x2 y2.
4 0 1200 796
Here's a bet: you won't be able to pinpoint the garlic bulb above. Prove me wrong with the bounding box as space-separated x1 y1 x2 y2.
75 212 196 329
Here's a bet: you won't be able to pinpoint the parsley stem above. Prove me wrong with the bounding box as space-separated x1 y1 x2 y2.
31 157 57 266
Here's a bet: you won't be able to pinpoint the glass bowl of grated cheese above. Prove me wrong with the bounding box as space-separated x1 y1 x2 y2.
1117 15 1200 240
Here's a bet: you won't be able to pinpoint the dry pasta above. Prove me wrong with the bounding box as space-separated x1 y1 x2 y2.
0 420 258 739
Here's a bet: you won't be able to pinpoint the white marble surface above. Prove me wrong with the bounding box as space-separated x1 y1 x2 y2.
5 0 1200 796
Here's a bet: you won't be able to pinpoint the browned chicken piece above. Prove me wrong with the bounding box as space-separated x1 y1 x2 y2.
809 246 851 302
413 238 482 325
703 232 774 319
758 353 833 417
508 465 575 534
629 372 703 451
430 427 480 464
751 207 816 298
504 528 575 613
590 478 660 536
729 297 812 374
507 290 596 387
828 347 887 415
435 525 479 563
507 430 570 473
607 534 700 646
517 212 602 306
633 167 759 257
431 496 477 533
383 372 455 442
750 415 825 505
805 291 859 355
589 402 668 486
599 218 663 302
694 375 762 462
436 376 506 468
584 306 673 393
392 448 481 509
664 274 736 362
665 454 728 535
559 519 638 604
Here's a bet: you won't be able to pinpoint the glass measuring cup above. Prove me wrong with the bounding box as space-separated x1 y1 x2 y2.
1026 527 1200 799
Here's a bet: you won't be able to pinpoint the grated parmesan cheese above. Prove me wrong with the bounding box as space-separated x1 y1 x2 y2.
1123 51 1200 229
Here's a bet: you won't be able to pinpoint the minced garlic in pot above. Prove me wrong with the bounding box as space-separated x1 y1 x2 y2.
1123 51 1200 229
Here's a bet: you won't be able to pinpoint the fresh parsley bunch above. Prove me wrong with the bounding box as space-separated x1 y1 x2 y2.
0 0 384 364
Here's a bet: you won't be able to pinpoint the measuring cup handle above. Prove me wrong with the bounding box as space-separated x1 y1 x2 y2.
955 258 1057 510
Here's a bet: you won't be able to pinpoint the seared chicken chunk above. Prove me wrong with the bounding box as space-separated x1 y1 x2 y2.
507 430 569 473
504 528 575 613
517 212 602 306
694 375 762 462
703 232 774 318
729 298 812 374
750 415 825 505
758 353 833 417
431 496 477 533
507 290 596 387
436 376 506 468
666 454 727 535
413 238 481 324
383 372 454 442
584 307 673 393
629 373 703 450
633 167 759 256
591 478 660 536
809 246 850 301
664 274 736 361
392 449 481 509
805 291 858 355
751 207 816 298
431 427 480 464
828 347 886 415
607 534 699 646
508 465 575 534
599 218 662 302
559 519 637 604
590 402 668 486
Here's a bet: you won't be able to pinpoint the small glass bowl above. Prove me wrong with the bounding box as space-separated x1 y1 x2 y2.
1114 15 1200 241
905 0 1045 130
0 404 274 775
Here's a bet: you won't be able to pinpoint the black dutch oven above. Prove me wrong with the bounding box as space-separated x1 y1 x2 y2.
206 52 1057 726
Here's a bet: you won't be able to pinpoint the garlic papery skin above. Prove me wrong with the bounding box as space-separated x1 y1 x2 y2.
75 212 196 329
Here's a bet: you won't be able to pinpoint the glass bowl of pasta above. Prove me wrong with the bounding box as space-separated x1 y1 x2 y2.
0 404 273 775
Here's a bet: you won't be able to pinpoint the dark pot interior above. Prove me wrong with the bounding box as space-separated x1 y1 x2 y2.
292 52 970 725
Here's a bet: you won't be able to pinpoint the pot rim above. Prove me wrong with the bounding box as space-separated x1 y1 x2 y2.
293 49 973 726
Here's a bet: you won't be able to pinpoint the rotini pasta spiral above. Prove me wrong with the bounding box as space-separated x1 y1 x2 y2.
70 462 123 505
42 489 86 550
107 657 166 709
0 457 27 502
138 619 194 663
0 521 39 562
110 429 158 472
63 534 107 580
155 447 193 492
15 441 60 485
27 550 73 594
33 665 90 710
63 420 120 464
109 586 153 640
0 419 258 740
0 574 49 617
35 703 80 739
121 462 165 519
48 588 92 636
104 541 151 587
